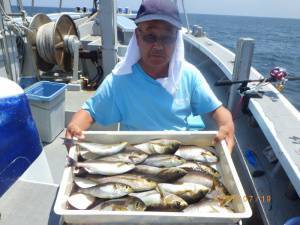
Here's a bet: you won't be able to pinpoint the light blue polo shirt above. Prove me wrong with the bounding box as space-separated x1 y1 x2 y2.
82 62 222 131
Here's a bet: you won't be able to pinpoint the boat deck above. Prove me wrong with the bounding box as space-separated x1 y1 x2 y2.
0 132 65 225
248 86 300 196
0 178 60 225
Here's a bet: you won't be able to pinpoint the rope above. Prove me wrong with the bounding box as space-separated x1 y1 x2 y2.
181 0 190 33
36 22 56 64
0 3 31 33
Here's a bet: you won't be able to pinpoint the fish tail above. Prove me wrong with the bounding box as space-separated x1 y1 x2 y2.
66 155 77 167
61 137 77 149
220 195 234 207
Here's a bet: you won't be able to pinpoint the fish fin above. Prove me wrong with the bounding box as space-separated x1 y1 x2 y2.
212 177 218 190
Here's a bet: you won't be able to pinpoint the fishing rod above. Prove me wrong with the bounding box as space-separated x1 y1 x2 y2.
215 67 300 93
215 67 300 114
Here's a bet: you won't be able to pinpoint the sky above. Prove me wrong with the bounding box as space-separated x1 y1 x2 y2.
15 0 300 19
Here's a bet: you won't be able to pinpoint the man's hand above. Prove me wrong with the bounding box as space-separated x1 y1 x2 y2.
210 106 235 153
65 123 85 140
65 109 94 140
214 125 235 153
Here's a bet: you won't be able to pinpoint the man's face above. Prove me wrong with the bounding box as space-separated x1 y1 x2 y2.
136 20 178 71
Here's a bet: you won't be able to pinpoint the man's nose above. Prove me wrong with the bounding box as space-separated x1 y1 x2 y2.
152 40 164 49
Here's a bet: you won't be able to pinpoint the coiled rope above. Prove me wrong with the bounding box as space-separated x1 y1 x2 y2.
36 22 57 64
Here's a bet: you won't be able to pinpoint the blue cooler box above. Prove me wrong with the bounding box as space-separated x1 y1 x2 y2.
25 81 67 143
0 77 42 196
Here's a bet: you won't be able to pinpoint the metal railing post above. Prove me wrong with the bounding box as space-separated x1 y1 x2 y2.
227 38 255 111
98 0 117 76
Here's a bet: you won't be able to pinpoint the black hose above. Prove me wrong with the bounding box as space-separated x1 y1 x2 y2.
88 62 103 89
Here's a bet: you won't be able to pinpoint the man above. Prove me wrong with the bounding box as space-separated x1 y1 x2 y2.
66 0 235 152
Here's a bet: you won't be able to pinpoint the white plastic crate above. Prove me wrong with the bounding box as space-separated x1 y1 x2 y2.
26 81 66 143
54 131 252 224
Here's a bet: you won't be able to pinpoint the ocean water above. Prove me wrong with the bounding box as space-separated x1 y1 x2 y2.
181 14 300 110
12 6 76 15
12 6 300 110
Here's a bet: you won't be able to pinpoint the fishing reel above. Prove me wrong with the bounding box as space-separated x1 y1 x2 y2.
269 67 288 92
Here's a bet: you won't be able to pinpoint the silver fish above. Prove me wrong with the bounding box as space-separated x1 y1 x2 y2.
129 190 188 211
157 182 210 203
98 151 148 164
183 198 234 213
175 146 218 164
160 193 189 212
134 139 181 155
175 171 214 189
133 164 162 175
177 162 221 178
129 190 161 207
74 176 98 189
134 165 187 181
158 167 188 181
92 196 146 211
143 154 186 167
67 193 96 209
77 141 128 156
79 182 133 199
66 156 135 175
79 150 100 160
86 173 157 192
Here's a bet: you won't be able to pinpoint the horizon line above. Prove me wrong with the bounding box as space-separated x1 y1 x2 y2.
12 5 300 20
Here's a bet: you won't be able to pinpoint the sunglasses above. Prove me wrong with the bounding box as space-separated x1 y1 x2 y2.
138 29 177 45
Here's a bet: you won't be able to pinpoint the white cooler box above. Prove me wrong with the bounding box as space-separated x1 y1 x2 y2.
54 131 252 225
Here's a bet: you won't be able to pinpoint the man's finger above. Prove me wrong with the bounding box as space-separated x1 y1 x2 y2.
64 124 85 151
225 136 235 154
76 133 85 139
214 128 234 154
66 124 85 139
65 130 73 139
72 127 85 139
214 128 227 142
